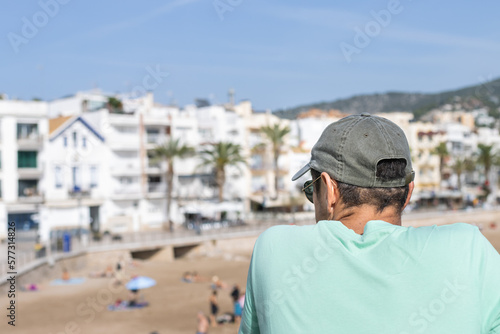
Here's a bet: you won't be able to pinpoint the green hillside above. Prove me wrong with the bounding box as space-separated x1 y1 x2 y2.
274 78 500 120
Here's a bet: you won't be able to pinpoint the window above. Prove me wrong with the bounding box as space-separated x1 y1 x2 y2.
115 126 137 134
73 132 77 148
55 166 63 188
278 177 285 190
63 136 67 147
7 212 38 230
18 151 37 168
116 151 137 159
251 176 266 192
251 154 263 169
87 100 106 112
120 177 134 184
90 166 98 188
148 176 161 183
72 167 81 189
17 123 38 140
146 128 160 143
82 137 87 148
18 180 38 197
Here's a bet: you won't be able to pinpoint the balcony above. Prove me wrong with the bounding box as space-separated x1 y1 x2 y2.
146 134 161 145
114 186 141 194
17 133 43 149
110 163 141 176
146 160 163 174
111 184 141 200
18 187 43 203
108 134 140 151
68 186 91 198
18 167 43 178
148 182 166 193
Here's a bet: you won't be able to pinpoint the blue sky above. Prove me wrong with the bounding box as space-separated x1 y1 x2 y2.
1 0 500 110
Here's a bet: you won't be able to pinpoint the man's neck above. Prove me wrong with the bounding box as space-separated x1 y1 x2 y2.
332 205 402 235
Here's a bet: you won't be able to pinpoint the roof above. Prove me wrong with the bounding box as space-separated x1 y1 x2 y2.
49 116 73 135
49 116 105 142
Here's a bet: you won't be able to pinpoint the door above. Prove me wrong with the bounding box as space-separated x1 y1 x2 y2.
89 206 100 232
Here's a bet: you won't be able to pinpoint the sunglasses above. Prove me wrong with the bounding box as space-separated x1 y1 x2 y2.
301 174 323 203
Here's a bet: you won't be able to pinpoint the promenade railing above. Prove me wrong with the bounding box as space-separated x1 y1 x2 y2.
0 216 304 279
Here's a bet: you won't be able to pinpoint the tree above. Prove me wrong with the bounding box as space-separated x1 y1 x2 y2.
107 97 123 113
451 157 475 191
198 142 245 202
431 142 449 185
477 144 496 190
152 138 194 232
260 123 291 199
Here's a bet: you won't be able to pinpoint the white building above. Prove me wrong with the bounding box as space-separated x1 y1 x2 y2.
0 99 48 241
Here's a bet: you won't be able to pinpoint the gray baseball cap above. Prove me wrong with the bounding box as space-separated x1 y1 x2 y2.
292 113 414 187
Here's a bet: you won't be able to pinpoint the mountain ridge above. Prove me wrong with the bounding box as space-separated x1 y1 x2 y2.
274 78 500 120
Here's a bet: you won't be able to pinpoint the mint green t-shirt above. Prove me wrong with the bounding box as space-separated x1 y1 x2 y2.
239 220 500 334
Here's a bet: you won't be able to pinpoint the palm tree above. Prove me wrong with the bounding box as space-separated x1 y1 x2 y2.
451 157 475 191
198 142 246 202
260 123 291 199
152 138 194 231
451 158 464 191
477 144 496 189
431 142 449 185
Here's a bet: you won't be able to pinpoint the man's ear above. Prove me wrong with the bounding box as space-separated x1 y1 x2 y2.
321 172 338 209
402 181 414 210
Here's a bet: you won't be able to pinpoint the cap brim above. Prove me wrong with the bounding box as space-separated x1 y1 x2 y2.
292 163 311 181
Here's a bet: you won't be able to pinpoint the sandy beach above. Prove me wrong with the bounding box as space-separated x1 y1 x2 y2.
2 219 500 334
1 254 251 334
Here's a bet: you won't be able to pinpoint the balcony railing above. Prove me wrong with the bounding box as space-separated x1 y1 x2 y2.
68 187 91 198
17 133 43 147
148 182 166 193
147 160 162 169
146 134 161 144
110 163 141 175
113 185 141 195
18 188 43 202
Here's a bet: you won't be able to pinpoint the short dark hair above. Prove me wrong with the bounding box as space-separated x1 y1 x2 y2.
311 159 410 214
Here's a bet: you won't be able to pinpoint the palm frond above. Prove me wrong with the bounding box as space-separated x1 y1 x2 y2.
152 138 195 163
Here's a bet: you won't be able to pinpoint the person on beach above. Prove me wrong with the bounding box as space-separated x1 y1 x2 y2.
61 268 70 281
181 272 193 283
230 284 240 302
209 290 219 327
233 297 243 326
239 114 500 333
210 276 227 289
128 289 139 307
197 311 210 334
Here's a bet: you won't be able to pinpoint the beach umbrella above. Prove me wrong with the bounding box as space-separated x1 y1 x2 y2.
126 276 156 290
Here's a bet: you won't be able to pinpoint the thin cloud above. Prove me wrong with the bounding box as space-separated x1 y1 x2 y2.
384 27 500 51
260 4 364 30
83 0 201 39
261 4 500 52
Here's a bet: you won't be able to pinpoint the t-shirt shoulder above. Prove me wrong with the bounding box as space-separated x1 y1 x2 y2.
254 224 314 253
409 222 479 242
257 224 311 240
